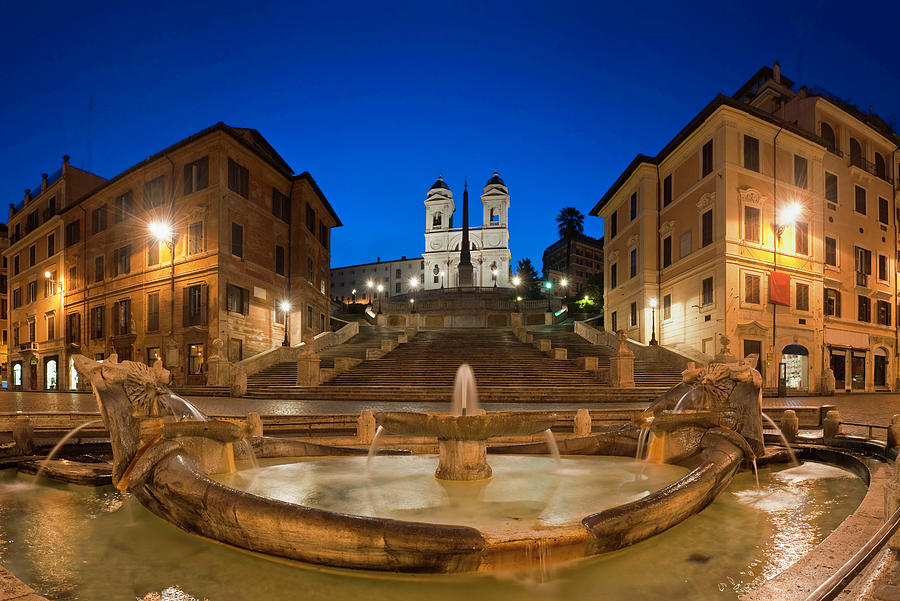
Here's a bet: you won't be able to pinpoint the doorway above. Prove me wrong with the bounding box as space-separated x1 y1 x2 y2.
781 344 809 391
830 351 846 390
851 351 866 390
874 348 888 388
29 360 38 391
44 356 58 391
743 339 763 382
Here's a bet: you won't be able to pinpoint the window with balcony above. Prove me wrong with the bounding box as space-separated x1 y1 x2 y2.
850 138 862 167
875 153 886 179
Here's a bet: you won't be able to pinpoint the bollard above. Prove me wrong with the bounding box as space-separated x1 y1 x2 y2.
780 410 799 443
574 409 591 436
13 416 35 455
538 339 552 352
358 410 377 444
823 410 842 442
246 413 263 437
888 414 900 451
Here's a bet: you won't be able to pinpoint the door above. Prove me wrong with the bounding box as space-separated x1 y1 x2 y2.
830 352 846 390
851 352 866 390
44 357 58 391
28 362 38 391
743 340 763 382
874 354 887 388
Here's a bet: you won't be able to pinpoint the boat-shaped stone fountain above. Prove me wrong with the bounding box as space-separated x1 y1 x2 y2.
72 346 766 573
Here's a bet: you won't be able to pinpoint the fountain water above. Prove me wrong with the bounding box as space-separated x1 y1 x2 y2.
35 419 102 480
761 413 799 466
451 364 480 416
365 425 385 475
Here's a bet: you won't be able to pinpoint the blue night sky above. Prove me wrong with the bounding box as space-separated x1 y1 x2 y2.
2 1 899 270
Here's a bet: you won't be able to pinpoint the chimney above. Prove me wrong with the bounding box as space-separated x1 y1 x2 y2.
41 173 48 192
24 189 31 202
773 61 781 84
62 155 70 175
376 257 380 263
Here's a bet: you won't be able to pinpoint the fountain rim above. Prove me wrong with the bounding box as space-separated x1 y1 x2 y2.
373 410 558 440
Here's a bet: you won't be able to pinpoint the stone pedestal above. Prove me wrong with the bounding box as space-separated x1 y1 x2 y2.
408 314 420 329
780 410 799 442
524 333 534 344
544 312 553 325
436 439 491 481
610 330 635 388
574 409 591 436
297 353 321 386
381 339 398 353
887 414 900 451
358 410 377 444
576 356 599 371
538 339 552 352
375 314 386 326
821 368 836 396
398 334 408 344
13 416 34 455
510 312 523 328
823 410 842 442
231 366 247 397
206 357 232 387
246 413 263 437
552 348 567 360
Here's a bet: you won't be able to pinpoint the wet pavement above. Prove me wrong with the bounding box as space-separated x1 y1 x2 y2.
0 389 897 424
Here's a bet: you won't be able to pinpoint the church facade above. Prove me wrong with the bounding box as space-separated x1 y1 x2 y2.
422 173 512 290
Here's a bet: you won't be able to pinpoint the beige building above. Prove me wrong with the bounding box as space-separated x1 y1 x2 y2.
331 256 425 303
6 123 340 390
0 224 8 383
592 63 899 394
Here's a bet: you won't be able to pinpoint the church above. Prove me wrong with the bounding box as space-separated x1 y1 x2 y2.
422 172 512 290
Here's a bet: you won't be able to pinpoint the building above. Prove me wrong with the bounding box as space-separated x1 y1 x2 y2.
5 122 340 390
331 256 425 303
423 174 511 289
542 233 604 294
591 63 899 394
0 224 8 383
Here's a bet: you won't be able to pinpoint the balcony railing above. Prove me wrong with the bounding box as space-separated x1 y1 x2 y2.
849 155 892 184
856 272 869 287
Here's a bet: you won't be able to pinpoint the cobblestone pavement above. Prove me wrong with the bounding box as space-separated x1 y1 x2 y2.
0 390 898 424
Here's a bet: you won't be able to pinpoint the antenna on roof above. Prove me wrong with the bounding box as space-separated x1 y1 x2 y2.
87 96 93 172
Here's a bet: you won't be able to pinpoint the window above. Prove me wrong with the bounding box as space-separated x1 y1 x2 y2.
433 211 442 228
395 282 401 294
27 281 37 303
114 191 133 223
825 172 838 203
148 240 159 266
12 288 20 309
630 193 637 220
66 220 81 246
143 176 165 209
824 289 841 317
231 223 243 258
630 249 637 278
395 269 401 278
794 222 809 255
855 185 866 215
43 271 56 297
147 347 161 366
663 175 672 206
275 245 285 276
0 300 4 320
26 209 38 233
307 257 314 282
184 284 206 326
701 140 713 176
701 277 713 307
307 305 313 329
793 155 808 188
113 245 131 276
68 266 77 290
320 269 326 294
821 123 836 153
91 205 107 234
66 313 81 344
45 313 55 340
858 295 871 322
13 326 18 347
680 231 692 258
855 246 872 286
29 245 35 267
0 275 4 294
147 293 159 332
610 263 617 289
878 254 888 282
226 284 249 315
743 206 760 243
47 233 55 256
114 299 131 335
877 300 892 326
701 210 713 247
663 294 671 320
610 212 617 237
188 344 204 375
227 158 249 198
825 237 837 266
850 138 862 167
272 188 290 222
90 306 104 339
12 256 18 276
306 204 316 232
630 302 637 327
28 321 34 342
744 274 760 304
743 135 759 171
319 222 329 248
611 311 617 332
184 156 209 194
879 197 889 225
795 283 809 311
94 256 105 282
188 221 204 255
662 236 672 267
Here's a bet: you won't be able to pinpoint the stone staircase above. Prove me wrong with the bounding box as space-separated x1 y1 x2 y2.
245 328 673 403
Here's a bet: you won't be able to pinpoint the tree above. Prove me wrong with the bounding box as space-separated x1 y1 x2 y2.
514 258 540 299
578 273 604 313
556 207 585 238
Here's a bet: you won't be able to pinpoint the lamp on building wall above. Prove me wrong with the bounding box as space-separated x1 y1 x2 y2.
649 297 658 346
280 301 291 346
43 271 63 295
775 202 803 239
409 277 418 313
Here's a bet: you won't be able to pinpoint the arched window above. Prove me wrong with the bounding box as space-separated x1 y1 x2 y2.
849 138 862 167
432 211 442 228
490 208 499 223
875 153 886 179
820 122 836 153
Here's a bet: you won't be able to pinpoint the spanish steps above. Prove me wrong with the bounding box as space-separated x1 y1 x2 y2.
243 324 684 403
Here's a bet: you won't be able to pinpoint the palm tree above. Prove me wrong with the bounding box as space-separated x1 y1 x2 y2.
556 207 585 238
555 207 585 286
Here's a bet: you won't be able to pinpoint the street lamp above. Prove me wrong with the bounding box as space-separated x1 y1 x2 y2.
351 288 357 303
775 202 803 239
280 300 291 346
150 222 176 363
366 280 374 304
649 297 658 346
544 281 553 311
409 277 418 312
439 270 445 289
43 271 63 295
491 268 498 287
376 283 384 314
560 278 568 301
512 275 521 311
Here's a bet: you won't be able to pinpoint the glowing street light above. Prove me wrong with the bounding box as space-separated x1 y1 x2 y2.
512 275 521 311
280 300 291 346
409 277 418 312
649 297 658 346
376 283 384 314
491 268 498 287
351 288 357 303
776 202 803 239
149 222 176 357
544 281 553 311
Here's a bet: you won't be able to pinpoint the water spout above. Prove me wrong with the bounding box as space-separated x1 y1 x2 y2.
543 429 561 469
451 364 480 417
761 413 799 466
35 419 103 480
365 426 385 475
161 391 207 422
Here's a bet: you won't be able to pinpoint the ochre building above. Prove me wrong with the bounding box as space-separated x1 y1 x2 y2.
5 123 340 389
592 63 899 394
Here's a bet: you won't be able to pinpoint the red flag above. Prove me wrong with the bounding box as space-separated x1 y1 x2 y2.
769 271 791 306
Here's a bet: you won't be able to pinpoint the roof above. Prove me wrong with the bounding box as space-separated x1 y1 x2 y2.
732 65 795 102
429 176 450 191
63 122 296 215
485 171 505 187
806 86 900 147
295 171 342 227
331 257 423 271
591 93 827 216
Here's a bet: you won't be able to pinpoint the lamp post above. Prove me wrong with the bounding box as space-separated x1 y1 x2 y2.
649 297 658 346
560 278 568 302
351 288 357 304
376 283 384 314
280 300 291 346
512 275 521 311
440 270 445 289
545 281 553 311
409 277 418 312
366 280 374 306
491 268 498 287
150 222 176 365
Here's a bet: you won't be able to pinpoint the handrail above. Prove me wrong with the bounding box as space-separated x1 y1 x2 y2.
803 506 900 601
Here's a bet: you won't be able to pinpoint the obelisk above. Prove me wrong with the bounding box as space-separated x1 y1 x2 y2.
457 177 474 287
